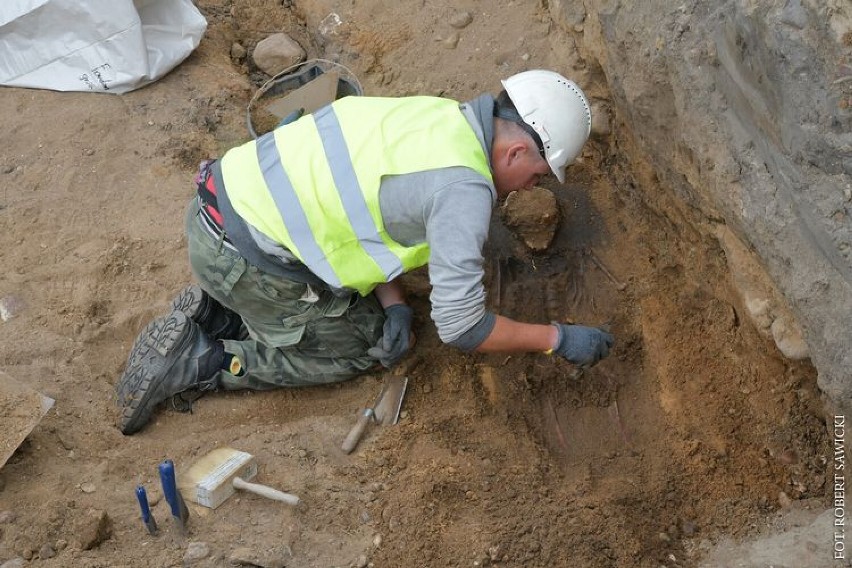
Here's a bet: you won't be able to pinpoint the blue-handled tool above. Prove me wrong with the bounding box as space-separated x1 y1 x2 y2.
135 485 158 536
158 459 190 534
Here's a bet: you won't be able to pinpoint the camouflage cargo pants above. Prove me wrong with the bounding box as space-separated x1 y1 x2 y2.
184 199 385 391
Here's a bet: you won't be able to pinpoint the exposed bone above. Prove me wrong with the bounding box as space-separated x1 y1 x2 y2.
587 248 627 291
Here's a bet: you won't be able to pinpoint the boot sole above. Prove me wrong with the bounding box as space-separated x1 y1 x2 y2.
170 284 208 324
170 284 246 341
116 311 194 435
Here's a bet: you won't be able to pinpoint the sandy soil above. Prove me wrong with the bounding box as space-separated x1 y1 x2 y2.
0 1 831 567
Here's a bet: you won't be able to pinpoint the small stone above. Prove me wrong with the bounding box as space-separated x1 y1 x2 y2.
229 548 254 565
354 554 368 568
744 296 773 330
770 317 809 360
184 541 211 563
21 550 32 561
399 410 409 420
253 33 306 76
83 148 95 156
442 33 460 49
449 11 473 29
74 509 112 550
422 383 432 394
229 546 287 568
38 544 55 559
80 482 96 494
2 165 14 174
318 12 343 39
658 532 671 544
297 449 308 458
0 558 24 568
521 53 530 61
0 296 25 322
55 539 67 550
230 42 247 62
778 491 793 508
372 534 383 548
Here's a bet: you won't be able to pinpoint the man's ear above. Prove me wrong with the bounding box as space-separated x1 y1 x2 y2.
506 142 528 167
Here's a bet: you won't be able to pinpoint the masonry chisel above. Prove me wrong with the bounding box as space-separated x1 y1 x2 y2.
134 485 158 536
158 459 190 534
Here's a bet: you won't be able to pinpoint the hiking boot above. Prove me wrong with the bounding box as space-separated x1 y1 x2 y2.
116 310 223 435
170 284 245 341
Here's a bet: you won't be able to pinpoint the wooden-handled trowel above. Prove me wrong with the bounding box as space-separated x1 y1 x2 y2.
0 371 54 471
341 375 408 454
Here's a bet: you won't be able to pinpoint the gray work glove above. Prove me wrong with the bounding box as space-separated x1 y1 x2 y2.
553 324 614 367
367 304 413 368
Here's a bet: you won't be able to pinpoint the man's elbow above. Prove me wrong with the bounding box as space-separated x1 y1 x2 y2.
443 312 496 352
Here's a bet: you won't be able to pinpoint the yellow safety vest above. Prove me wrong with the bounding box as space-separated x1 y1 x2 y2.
221 96 493 295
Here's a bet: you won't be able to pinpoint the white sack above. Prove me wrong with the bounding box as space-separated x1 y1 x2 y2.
0 0 207 94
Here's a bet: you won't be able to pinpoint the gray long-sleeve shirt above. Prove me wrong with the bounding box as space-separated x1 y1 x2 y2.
228 94 499 350
376 96 498 349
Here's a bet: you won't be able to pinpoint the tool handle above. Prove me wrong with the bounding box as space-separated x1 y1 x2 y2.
135 485 158 535
341 408 374 454
135 485 152 521
158 460 189 531
232 477 301 506
158 460 180 517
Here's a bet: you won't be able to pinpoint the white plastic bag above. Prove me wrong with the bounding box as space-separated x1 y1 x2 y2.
0 0 207 94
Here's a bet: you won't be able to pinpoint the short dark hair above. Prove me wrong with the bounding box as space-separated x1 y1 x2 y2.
494 90 546 158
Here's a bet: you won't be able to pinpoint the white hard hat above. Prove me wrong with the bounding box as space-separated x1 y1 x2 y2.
501 69 592 183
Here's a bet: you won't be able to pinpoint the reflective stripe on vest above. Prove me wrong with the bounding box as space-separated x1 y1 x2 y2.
222 96 493 295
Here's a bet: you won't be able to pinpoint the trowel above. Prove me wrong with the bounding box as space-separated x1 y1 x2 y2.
341 375 408 454
0 370 54 470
